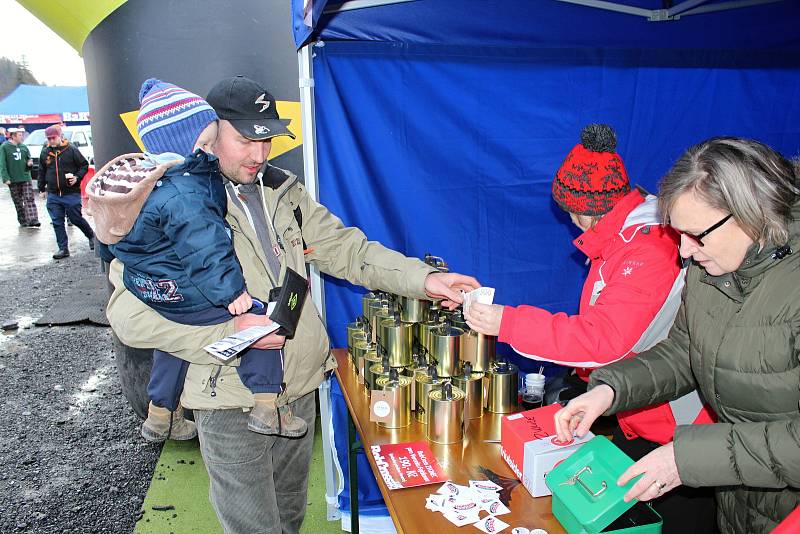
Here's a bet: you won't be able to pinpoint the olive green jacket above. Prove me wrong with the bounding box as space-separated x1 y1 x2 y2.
107 166 436 410
590 204 800 533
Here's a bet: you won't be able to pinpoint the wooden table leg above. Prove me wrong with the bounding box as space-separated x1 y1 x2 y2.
348 407 360 534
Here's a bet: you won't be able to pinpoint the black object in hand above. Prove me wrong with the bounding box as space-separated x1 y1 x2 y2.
268 267 309 338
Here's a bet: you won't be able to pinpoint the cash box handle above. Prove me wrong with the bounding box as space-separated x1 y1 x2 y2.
575 466 608 497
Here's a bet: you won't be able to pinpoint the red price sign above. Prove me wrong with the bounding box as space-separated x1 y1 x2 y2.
370 441 447 490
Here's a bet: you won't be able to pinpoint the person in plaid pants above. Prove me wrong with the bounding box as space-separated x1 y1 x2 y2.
0 127 40 227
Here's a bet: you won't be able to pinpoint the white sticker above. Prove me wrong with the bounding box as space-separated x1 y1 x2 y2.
474 515 510 533
373 400 391 418
470 479 502 492
482 500 511 516
443 509 481 527
436 481 468 496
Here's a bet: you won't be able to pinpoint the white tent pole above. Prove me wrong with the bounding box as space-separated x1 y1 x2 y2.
298 41 341 522
676 0 785 17
666 0 709 17
555 0 785 20
324 0 417 14
298 44 325 321
554 0 653 18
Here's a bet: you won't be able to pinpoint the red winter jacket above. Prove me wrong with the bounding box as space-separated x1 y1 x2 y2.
499 190 715 444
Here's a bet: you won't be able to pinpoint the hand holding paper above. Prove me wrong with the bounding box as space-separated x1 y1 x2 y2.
203 324 280 362
462 287 502 336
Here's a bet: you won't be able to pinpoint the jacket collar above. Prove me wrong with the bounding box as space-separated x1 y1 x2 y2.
164 149 220 177
47 139 69 153
574 190 646 260
699 198 800 301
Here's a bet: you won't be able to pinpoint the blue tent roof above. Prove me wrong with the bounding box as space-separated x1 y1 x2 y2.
0 85 89 115
293 0 800 52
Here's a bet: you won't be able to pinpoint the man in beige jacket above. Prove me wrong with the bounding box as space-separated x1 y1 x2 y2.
106 76 479 534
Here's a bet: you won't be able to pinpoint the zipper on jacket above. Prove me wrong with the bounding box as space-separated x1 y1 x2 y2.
54 149 61 195
208 366 222 398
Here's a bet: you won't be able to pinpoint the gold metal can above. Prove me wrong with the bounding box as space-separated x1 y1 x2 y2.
430 325 465 378
397 295 429 323
362 292 381 319
485 361 519 414
426 383 465 444
366 300 388 343
367 361 392 396
373 307 393 346
375 373 413 428
414 370 445 423
352 340 376 383
425 301 443 323
451 367 484 420
449 311 469 332
379 317 413 367
414 319 439 359
348 325 368 364
460 330 496 372
362 350 382 392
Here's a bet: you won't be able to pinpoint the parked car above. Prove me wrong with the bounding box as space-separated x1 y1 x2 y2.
26 125 94 175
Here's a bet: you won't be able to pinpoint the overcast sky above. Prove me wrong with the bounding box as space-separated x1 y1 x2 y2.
0 0 87 86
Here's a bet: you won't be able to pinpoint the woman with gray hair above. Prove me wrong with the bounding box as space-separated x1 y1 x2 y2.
553 137 800 533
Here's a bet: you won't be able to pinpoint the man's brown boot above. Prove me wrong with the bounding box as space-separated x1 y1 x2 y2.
248 393 308 438
141 401 198 443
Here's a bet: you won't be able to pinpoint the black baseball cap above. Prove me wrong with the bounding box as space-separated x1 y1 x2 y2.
206 75 295 141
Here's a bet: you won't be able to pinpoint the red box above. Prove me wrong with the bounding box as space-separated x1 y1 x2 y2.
500 403 561 480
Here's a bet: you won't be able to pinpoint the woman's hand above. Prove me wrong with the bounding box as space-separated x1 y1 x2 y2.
618 442 682 502
464 302 503 336
553 384 615 442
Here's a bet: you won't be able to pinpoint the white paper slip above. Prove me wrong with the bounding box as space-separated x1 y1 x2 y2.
462 287 495 314
204 324 280 362
436 481 470 497
443 509 481 527
443 497 482 514
474 515 510 533
482 500 511 516
470 479 502 493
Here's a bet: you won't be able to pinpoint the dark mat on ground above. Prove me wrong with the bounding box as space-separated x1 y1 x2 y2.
36 274 111 326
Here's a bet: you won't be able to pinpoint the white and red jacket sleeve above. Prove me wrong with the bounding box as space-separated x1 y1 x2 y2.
498 236 680 369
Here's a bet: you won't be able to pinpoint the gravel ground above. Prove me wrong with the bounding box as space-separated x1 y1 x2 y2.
0 250 160 533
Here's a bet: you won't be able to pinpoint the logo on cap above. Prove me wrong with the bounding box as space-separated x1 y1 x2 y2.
253 124 271 135
254 93 271 112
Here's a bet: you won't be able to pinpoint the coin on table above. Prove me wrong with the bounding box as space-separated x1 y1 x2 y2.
511 529 529 534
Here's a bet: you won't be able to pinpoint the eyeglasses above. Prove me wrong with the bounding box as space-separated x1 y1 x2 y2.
678 213 733 247
46 136 59 140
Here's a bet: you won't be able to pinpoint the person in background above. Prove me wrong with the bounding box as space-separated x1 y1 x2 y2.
465 124 717 532
554 137 800 533
0 127 40 227
0 127 7 144
37 125 95 259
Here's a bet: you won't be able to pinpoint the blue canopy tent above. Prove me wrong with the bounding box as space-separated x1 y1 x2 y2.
290 1 800 531
0 85 90 127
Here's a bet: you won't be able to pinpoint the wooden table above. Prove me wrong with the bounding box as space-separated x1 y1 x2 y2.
334 349 566 534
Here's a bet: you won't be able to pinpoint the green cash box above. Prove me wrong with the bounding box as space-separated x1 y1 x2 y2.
544 436 662 534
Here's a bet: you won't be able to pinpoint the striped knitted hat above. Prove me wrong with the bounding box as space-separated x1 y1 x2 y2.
136 78 218 156
552 124 630 216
